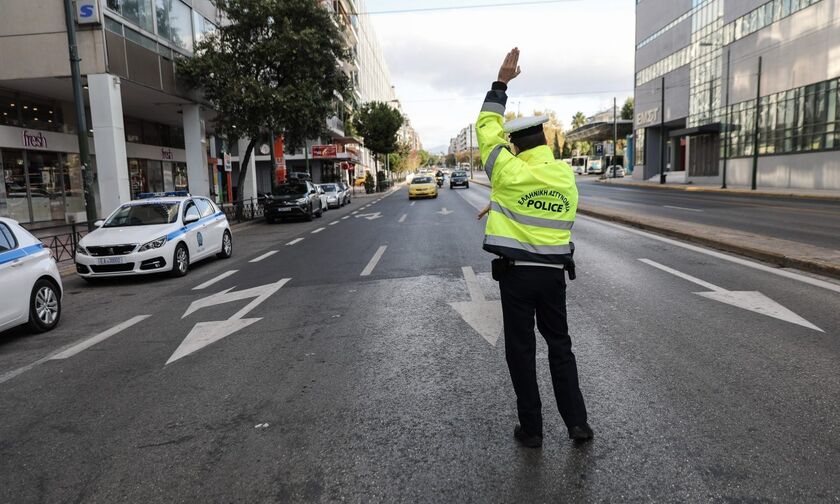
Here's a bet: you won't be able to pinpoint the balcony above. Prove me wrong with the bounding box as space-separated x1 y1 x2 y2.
327 115 345 138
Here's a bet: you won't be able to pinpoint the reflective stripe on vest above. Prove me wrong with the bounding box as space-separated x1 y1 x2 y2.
484 145 505 182
484 235 572 255
489 201 574 230
481 101 505 115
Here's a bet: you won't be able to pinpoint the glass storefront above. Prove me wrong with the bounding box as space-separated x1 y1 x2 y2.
0 148 85 225
128 158 190 199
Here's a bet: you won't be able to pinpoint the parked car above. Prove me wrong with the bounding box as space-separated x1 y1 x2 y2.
338 182 351 204
265 181 324 223
449 170 469 189
604 165 626 178
75 193 232 280
317 186 329 212
587 161 604 175
0 217 63 333
318 183 344 208
408 176 438 199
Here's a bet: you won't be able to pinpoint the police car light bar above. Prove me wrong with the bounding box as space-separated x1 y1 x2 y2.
137 191 191 199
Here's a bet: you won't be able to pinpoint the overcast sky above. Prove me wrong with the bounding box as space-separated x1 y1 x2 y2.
363 0 636 153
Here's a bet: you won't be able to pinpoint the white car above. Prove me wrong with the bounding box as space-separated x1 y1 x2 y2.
75 193 232 280
318 183 344 208
604 165 626 178
0 217 63 333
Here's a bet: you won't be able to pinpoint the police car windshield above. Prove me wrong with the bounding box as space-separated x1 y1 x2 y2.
412 177 433 184
275 184 308 195
104 203 180 227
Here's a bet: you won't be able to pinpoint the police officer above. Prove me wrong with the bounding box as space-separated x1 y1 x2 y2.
477 48 593 448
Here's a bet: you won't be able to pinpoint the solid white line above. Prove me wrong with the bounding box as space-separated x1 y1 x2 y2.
193 270 238 291
49 315 152 361
329 221 339 226
398 214 407 223
583 216 840 294
250 250 278 262
360 245 387 277
286 238 304 246
461 266 486 302
638 259 723 292
311 227 326 234
663 205 704 212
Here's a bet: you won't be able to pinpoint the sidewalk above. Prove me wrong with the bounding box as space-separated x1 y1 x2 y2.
596 176 840 201
471 173 840 280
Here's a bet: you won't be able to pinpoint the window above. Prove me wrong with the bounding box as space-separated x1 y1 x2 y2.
195 198 214 218
635 129 646 165
0 223 16 252
106 0 154 32
169 0 193 51
155 0 171 40
183 201 201 221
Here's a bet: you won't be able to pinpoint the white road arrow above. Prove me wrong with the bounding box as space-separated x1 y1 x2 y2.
639 259 822 332
355 212 382 221
449 266 503 346
437 208 453 215
167 278 291 365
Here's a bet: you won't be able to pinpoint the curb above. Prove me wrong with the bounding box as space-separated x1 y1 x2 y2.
577 206 840 280
474 177 840 280
594 178 840 202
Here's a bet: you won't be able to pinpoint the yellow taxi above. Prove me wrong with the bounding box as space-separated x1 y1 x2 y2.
408 175 438 199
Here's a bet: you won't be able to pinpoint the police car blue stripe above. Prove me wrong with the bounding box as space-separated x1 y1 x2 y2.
0 243 45 265
166 211 226 241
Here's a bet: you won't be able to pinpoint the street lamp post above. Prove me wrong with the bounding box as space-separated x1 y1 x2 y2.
62 0 97 230
751 57 763 191
659 77 667 184
722 47 731 189
612 97 618 179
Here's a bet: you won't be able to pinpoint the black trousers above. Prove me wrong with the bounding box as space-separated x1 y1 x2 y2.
499 266 587 435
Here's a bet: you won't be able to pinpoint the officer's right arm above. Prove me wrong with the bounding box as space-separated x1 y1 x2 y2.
476 83 516 185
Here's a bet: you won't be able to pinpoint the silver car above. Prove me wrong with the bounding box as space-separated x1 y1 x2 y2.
318 183 344 208
338 182 351 204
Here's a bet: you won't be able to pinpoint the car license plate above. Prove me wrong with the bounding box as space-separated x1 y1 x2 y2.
278 208 292 212
97 257 125 265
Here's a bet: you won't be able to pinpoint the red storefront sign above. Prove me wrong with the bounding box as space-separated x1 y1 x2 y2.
311 144 338 158
274 136 286 184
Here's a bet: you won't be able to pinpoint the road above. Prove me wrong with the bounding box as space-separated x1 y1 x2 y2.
576 177 840 250
1 182 840 503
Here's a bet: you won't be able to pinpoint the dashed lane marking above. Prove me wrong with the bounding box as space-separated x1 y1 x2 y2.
311 227 326 234
398 214 407 223
341 216 350 220
0 315 151 385
329 221 339 226
250 251 278 263
663 205 704 212
286 238 304 246
193 270 238 290
360 246 387 277
410 201 416 207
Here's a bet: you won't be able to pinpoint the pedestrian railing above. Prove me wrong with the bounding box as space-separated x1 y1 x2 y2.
30 222 89 264
221 197 266 223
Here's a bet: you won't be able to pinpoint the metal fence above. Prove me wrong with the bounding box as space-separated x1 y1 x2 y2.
33 223 89 264
220 197 266 223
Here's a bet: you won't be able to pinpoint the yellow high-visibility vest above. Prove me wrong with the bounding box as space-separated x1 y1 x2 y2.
476 90 578 265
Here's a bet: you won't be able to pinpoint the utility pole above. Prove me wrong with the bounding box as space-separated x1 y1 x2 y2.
751 56 762 191
62 0 97 230
722 48 731 189
612 97 618 178
659 76 667 184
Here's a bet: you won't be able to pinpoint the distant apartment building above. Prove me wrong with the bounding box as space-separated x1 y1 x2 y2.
634 0 839 190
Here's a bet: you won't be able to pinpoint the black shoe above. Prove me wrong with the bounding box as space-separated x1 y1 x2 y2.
568 424 594 443
513 425 543 448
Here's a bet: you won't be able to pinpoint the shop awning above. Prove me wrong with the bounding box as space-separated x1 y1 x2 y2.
669 123 721 137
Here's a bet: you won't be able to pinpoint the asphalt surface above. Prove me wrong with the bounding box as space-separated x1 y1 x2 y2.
576 177 840 250
2 181 840 503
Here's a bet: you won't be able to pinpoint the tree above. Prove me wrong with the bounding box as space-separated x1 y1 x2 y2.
417 149 431 168
571 111 587 129
561 140 573 158
178 0 350 202
352 101 404 178
445 153 456 167
552 135 562 159
621 97 634 120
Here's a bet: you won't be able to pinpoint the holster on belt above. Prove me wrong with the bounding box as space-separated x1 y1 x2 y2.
491 257 513 281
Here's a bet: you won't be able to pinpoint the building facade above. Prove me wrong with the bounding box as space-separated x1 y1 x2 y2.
634 0 839 190
0 0 221 228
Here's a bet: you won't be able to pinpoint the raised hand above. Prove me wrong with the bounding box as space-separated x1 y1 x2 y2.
497 48 521 84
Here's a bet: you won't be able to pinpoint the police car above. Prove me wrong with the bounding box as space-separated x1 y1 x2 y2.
0 218 63 333
75 192 232 280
